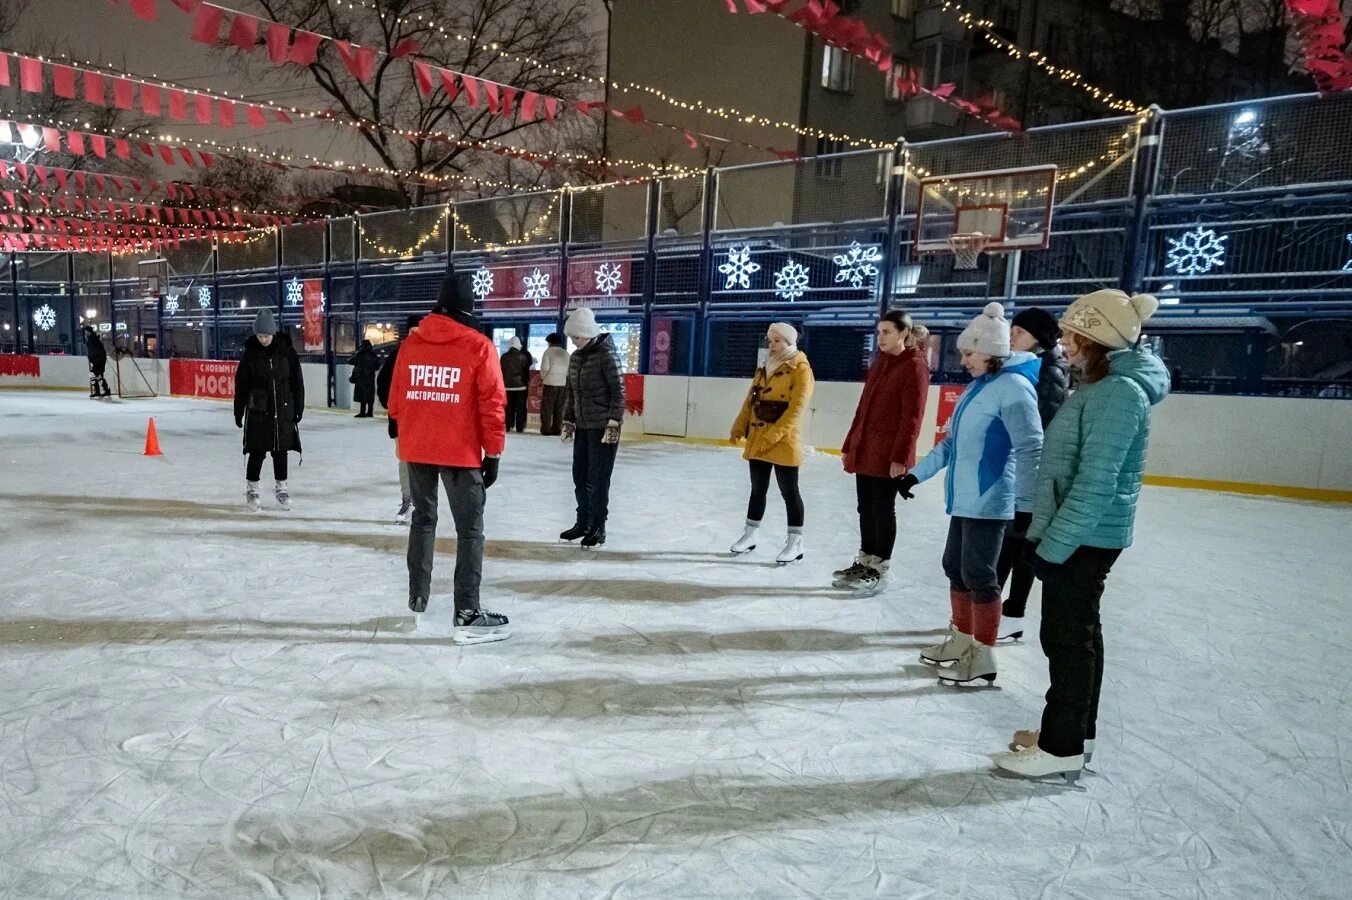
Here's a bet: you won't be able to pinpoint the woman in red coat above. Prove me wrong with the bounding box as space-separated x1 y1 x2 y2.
836 310 930 591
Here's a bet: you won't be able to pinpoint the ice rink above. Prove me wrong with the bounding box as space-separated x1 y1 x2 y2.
1 391 1349 899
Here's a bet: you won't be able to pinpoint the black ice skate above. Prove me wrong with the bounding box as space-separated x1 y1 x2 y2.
560 523 588 542
581 526 606 549
454 608 511 645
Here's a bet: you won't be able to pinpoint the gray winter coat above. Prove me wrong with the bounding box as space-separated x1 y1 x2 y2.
1035 345 1071 428
564 332 625 429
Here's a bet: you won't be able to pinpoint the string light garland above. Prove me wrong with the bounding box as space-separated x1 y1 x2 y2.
360 207 448 258
934 1 1145 114
455 191 562 253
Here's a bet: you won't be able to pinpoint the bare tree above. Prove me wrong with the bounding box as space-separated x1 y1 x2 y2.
237 0 603 205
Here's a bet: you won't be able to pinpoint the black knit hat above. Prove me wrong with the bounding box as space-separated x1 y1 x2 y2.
1011 306 1060 351
404 314 422 332
545 332 563 346
433 273 475 317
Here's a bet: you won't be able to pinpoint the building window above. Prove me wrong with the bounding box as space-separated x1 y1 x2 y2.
891 0 913 17
918 40 968 93
885 60 908 101
814 137 844 179
821 45 855 93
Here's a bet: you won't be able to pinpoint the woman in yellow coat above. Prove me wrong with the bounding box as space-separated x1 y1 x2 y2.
729 322 816 564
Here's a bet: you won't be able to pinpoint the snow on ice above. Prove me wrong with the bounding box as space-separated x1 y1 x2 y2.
0 392 1349 898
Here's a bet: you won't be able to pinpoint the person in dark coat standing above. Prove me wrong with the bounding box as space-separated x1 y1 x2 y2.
836 310 931 592
996 306 1072 640
233 308 304 511
559 307 624 549
349 340 380 418
379 315 422 524
499 336 534 434
82 324 111 398
539 332 569 436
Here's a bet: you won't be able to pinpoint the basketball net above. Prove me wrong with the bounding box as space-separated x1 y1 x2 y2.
947 233 992 271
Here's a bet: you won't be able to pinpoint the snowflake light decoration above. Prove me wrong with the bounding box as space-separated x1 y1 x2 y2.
1342 233 1352 273
773 261 811 301
33 304 56 331
285 277 304 306
471 266 494 299
718 244 761 289
163 294 181 316
833 242 882 289
594 261 624 296
1165 226 1228 276
523 267 551 306
196 285 212 309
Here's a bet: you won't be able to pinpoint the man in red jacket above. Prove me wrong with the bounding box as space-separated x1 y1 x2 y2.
388 273 510 644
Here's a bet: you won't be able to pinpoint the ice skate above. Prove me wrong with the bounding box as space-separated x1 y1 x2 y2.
395 496 412 525
936 642 997 685
999 616 1025 643
730 521 760 555
850 559 889 592
274 481 291 511
560 522 588 542
581 526 606 549
919 625 973 665
245 480 261 512
775 532 803 566
832 554 872 587
454 608 511 645
993 747 1083 783
1009 729 1094 765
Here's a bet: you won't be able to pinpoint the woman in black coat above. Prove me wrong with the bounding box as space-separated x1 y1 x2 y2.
997 307 1071 639
82 324 110 398
349 340 380 418
234 308 304 511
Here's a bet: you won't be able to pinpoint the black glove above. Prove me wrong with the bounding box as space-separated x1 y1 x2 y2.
387 419 398 440
1011 510 1033 536
481 456 500 489
896 473 919 500
235 415 243 429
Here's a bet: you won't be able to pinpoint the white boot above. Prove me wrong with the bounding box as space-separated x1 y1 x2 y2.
245 480 261 511
776 530 804 565
730 520 760 555
919 625 973 665
993 746 1084 782
936 641 997 685
1009 729 1095 765
275 480 291 511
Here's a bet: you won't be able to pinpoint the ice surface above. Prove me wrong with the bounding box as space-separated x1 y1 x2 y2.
1 391 1350 899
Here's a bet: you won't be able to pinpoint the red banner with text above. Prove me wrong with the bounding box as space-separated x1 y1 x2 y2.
169 358 236 400
0 354 41 377
933 385 964 442
302 279 325 352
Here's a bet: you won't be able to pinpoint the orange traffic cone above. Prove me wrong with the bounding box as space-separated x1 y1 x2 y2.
143 417 163 457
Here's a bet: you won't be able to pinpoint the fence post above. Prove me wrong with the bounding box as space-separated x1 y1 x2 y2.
211 242 221 359
693 167 718 376
1120 106 1164 295
65 252 77 355
275 226 285 322
106 250 117 353
352 214 362 342
323 221 335 407
445 203 455 275
10 255 23 353
879 142 906 317
557 188 572 333
639 180 660 375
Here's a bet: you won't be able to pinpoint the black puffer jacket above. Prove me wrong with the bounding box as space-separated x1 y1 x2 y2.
348 346 380 404
234 334 304 454
84 329 107 368
500 347 534 390
1034 344 1071 428
564 332 625 429
377 340 402 439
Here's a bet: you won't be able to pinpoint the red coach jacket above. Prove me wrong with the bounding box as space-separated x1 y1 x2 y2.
387 314 506 467
841 346 930 477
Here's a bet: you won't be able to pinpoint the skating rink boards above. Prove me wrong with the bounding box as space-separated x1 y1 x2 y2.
1 392 1349 898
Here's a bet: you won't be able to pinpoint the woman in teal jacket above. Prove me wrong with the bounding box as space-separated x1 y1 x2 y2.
994 289 1169 782
899 303 1043 686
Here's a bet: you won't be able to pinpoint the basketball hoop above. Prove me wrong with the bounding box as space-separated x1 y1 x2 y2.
947 232 992 271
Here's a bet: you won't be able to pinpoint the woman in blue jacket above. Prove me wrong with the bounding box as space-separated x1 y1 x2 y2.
898 302 1043 685
994 290 1168 782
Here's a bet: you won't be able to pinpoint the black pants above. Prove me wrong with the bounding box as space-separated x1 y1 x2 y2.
506 390 528 433
573 427 618 528
407 464 484 614
356 401 373 417
746 459 804 527
1037 546 1123 757
997 529 1037 617
540 385 566 435
940 516 1007 596
246 450 288 482
855 475 903 560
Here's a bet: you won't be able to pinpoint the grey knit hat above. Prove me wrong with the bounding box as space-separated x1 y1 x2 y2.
252 307 277 336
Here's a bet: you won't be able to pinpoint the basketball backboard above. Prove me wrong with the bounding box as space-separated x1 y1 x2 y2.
914 165 1058 254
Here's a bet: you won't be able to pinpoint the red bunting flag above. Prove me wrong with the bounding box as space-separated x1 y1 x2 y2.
288 31 323 66
462 75 480 108
141 83 162 115
52 65 77 99
391 38 420 59
83 71 105 105
440 70 460 102
218 99 235 128
247 105 266 128
334 41 376 82
130 0 159 23
191 3 224 44
267 23 291 64
67 131 86 156
113 78 135 109
520 91 539 122
500 87 518 118
195 93 213 124
179 148 197 167
169 90 188 119
158 145 175 165
413 61 434 96
0 55 9 88
229 13 259 50
19 56 43 93
544 96 559 123
483 81 501 114
115 139 131 159
42 127 61 152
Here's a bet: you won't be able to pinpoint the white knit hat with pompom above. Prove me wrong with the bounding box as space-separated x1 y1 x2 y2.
957 302 1011 358
1060 290 1159 350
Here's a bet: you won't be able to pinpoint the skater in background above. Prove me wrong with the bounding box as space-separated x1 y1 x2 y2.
233 308 304 511
499 336 534 434
908 322 931 355
728 322 815 565
899 302 1042 685
539 332 569 436
378 315 422 524
559 307 624 549
82 324 111 398
995 290 1167 781
349 340 380 418
387 274 510 644
996 307 1070 641
836 310 930 591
